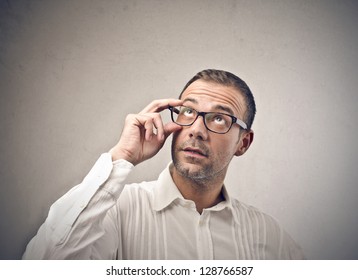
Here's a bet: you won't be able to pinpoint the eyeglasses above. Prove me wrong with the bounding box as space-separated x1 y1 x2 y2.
168 105 247 134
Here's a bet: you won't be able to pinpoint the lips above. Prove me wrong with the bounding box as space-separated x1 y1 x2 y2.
183 147 208 157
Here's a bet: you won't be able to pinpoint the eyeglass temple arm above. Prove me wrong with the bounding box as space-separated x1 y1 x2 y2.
235 118 248 130
168 105 180 114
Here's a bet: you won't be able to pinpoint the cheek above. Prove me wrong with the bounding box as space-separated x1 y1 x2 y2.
172 127 190 144
171 129 184 149
213 139 238 159
171 131 179 148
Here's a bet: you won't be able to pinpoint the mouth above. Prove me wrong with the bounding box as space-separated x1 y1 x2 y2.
182 147 208 158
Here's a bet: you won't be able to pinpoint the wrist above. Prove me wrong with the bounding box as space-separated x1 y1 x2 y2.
109 146 138 165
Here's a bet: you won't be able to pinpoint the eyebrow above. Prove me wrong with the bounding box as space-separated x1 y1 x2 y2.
183 98 235 116
182 97 198 104
213 104 235 116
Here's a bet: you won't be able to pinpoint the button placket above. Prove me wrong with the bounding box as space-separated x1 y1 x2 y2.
196 211 213 259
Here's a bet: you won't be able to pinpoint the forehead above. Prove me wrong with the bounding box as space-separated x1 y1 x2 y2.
180 80 246 117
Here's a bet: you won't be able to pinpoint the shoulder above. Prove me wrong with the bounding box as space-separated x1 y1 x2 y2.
122 179 157 196
118 180 158 208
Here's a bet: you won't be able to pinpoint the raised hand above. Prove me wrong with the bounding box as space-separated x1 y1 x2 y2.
110 99 183 165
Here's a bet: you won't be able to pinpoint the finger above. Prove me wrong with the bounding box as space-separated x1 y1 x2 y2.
152 114 165 141
138 113 164 141
163 122 182 140
140 99 183 114
143 118 154 141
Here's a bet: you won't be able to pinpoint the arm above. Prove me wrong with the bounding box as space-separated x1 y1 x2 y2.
23 99 183 259
22 154 132 259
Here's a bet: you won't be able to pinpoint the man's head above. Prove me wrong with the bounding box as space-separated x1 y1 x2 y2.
171 69 255 185
179 69 256 130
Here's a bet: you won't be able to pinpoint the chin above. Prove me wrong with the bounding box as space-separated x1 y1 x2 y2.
173 160 211 181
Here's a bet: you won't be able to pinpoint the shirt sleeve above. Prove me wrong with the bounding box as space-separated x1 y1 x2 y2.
22 153 134 259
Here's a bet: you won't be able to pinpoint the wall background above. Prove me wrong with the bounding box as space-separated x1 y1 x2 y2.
1 0 357 259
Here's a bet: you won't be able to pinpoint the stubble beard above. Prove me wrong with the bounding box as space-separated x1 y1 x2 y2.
173 156 212 181
171 140 221 189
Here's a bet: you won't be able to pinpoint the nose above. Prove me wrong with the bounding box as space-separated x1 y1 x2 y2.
188 114 208 140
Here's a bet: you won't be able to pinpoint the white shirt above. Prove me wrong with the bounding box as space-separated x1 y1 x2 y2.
23 153 304 260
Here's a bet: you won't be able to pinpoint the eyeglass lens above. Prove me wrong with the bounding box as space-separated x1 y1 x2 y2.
171 106 233 133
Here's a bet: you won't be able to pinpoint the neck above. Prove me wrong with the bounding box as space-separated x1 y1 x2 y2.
170 164 226 214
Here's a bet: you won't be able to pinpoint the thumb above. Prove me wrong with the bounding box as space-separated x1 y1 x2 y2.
163 122 182 140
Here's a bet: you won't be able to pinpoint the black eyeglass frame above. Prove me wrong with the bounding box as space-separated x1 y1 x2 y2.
168 105 247 134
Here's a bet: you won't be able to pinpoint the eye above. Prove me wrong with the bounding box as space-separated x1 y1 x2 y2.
213 114 226 125
181 107 194 117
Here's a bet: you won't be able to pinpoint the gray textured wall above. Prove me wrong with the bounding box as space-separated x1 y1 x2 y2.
1 0 357 259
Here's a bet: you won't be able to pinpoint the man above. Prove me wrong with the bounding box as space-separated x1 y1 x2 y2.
23 69 304 259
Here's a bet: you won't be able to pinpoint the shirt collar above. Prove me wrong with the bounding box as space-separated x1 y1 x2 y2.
153 162 238 223
153 163 183 211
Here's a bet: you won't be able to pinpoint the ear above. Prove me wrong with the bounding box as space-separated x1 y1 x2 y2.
235 130 254 156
